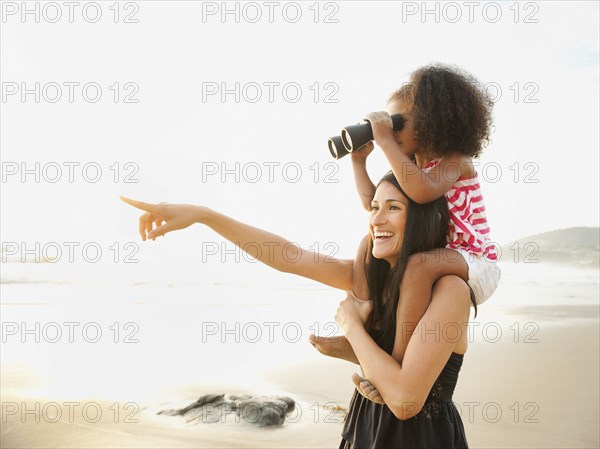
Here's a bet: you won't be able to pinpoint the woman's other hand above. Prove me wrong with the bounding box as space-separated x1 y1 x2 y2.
335 290 373 334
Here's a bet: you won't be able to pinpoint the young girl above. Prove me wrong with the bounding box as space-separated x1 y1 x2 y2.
350 64 501 402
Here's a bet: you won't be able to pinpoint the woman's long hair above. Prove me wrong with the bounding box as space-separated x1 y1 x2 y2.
364 171 476 354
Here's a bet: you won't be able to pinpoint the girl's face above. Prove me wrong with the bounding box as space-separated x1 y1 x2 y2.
369 181 409 267
387 99 420 156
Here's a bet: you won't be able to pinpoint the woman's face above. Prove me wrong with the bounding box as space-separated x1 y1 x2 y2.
369 181 409 267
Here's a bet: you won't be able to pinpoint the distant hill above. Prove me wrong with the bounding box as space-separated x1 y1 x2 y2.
501 227 599 267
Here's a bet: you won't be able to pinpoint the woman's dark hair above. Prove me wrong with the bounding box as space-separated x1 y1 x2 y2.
389 63 494 160
364 171 477 354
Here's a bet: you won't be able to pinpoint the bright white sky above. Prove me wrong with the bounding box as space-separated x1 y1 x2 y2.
1 1 599 277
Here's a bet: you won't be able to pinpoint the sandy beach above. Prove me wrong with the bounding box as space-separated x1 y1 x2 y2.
2 304 598 448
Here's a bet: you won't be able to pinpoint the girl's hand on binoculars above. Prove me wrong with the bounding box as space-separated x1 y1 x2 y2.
351 141 375 163
120 196 208 241
364 111 396 147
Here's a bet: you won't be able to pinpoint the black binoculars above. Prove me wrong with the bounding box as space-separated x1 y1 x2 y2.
328 114 405 160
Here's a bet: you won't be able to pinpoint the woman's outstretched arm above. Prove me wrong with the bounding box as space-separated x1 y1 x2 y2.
337 275 471 420
120 196 354 291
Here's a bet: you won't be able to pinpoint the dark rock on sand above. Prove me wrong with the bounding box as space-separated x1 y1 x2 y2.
158 394 295 426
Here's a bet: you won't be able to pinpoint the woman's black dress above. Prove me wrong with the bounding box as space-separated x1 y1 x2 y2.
339 352 468 449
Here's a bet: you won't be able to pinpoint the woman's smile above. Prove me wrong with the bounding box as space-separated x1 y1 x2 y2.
373 230 396 246
373 230 395 241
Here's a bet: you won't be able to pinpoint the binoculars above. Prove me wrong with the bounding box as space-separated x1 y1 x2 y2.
328 114 405 160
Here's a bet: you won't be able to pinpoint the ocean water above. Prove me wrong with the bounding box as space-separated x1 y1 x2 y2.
1 258 598 403
1 258 341 403
3 257 598 306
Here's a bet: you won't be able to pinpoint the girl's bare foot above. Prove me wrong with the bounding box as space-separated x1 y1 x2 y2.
351 372 385 404
308 334 359 365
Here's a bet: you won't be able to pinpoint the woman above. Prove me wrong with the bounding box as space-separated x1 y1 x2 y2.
120 171 473 448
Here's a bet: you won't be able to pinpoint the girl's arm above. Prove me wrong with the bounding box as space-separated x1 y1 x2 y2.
381 143 460 204
120 197 354 291
337 275 471 420
365 112 467 204
350 142 376 211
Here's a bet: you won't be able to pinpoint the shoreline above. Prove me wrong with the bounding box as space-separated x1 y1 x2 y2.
2 307 598 448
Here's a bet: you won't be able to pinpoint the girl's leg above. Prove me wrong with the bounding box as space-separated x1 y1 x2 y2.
354 249 468 403
312 246 469 396
391 248 468 363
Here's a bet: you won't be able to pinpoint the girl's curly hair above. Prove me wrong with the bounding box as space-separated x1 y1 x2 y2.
389 64 494 159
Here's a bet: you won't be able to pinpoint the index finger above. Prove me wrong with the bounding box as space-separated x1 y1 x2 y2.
119 195 160 214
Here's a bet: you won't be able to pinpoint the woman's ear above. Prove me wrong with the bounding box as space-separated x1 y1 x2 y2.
437 212 442 221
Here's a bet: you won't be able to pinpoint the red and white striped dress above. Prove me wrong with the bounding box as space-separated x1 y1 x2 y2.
423 159 497 262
